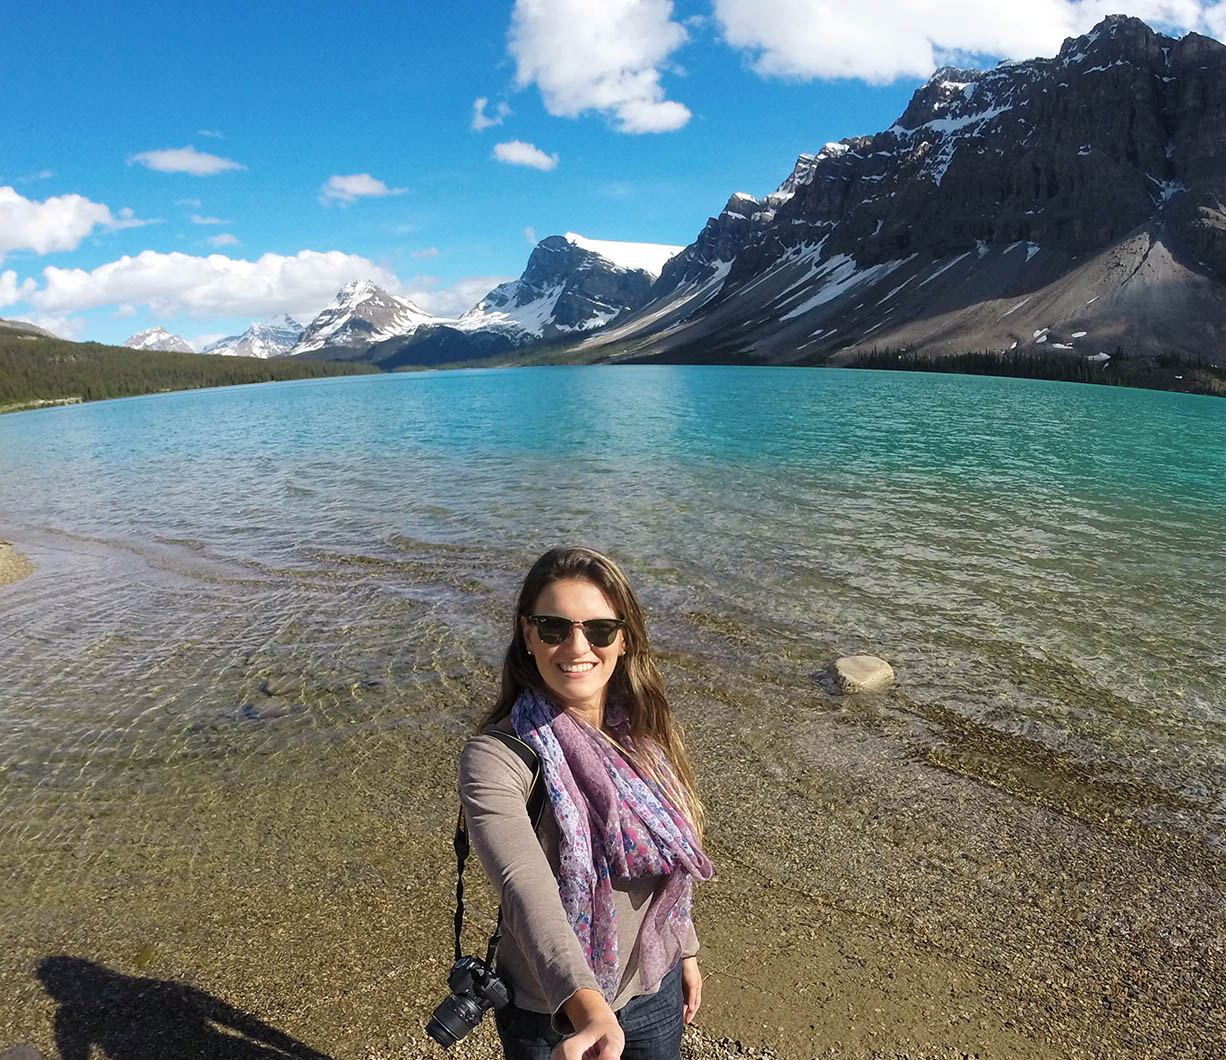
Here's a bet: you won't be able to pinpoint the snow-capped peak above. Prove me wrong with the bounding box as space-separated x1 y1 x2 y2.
204 314 305 358
290 279 443 356
562 233 683 280
338 278 382 301
122 326 195 353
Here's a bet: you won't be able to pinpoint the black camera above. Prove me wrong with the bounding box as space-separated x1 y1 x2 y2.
425 955 513 1046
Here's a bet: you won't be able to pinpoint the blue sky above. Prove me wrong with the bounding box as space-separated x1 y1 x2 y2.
3 0 1221 348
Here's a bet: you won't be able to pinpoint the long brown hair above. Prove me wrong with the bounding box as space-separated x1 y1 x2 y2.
479 546 704 840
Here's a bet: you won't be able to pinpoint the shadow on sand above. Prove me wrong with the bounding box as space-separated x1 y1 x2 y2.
36 956 333 1060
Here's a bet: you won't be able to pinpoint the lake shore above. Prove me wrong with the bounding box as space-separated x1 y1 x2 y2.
0 655 1220 1060
0 365 1222 1059
0 541 31 585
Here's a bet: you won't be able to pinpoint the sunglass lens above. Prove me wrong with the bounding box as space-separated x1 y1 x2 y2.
534 617 572 644
583 621 621 647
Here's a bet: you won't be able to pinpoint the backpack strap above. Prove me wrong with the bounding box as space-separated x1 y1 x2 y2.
452 727 547 965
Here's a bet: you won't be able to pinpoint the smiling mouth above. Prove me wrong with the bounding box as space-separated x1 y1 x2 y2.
558 662 597 673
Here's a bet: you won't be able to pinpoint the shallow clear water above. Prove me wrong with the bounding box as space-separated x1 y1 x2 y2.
1 365 1224 843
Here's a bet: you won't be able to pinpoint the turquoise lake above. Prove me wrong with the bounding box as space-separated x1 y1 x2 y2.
1 364 1224 842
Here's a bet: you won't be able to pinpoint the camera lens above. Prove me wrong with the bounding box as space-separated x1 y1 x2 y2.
426 995 485 1047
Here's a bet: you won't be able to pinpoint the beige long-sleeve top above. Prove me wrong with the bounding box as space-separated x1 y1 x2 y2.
457 731 699 1020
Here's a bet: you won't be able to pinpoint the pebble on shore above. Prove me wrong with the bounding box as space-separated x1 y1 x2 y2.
0 543 32 588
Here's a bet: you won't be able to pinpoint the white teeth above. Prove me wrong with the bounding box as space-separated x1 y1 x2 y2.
560 663 596 673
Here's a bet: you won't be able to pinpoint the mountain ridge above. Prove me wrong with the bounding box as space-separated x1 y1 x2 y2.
205 314 303 359
570 14 1226 368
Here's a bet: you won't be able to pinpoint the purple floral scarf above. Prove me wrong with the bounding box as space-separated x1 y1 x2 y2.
511 688 713 1001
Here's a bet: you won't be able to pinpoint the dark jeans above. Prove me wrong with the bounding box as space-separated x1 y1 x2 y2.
494 962 684 1060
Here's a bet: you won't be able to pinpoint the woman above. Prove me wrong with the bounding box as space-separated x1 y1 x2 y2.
459 546 712 1060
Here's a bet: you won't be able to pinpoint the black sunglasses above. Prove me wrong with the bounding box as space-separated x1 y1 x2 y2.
526 614 626 647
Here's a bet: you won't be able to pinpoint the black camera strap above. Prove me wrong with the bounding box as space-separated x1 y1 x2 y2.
453 728 547 967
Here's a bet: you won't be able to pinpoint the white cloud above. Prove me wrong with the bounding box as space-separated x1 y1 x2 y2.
176 198 203 209
493 140 559 170
711 0 1215 83
190 214 229 225
0 186 125 261
26 249 400 324
198 129 225 138
508 0 691 133
0 269 37 306
319 173 408 204
411 246 440 259
524 226 538 245
129 145 246 176
189 331 229 350
400 275 515 318
472 97 513 131
209 233 240 247
108 206 159 231
15 169 55 184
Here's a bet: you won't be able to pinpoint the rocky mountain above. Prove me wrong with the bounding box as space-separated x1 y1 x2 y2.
122 326 194 353
456 233 681 341
573 15 1226 367
204 314 303 358
295 234 682 367
288 280 438 360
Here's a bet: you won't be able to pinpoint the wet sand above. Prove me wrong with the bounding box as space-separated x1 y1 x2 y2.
0 541 31 586
1 644 1222 1060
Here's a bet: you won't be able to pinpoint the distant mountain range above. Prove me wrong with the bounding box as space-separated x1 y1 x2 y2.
205 315 303 358
114 16 1226 378
276 233 683 368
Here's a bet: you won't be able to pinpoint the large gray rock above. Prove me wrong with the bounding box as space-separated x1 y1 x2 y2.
830 655 896 694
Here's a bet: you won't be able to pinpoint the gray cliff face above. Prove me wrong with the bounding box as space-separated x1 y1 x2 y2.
465 235 657 338
528 236 656 332
587 15 1226 364
653 193 766 293
732 15 1226 276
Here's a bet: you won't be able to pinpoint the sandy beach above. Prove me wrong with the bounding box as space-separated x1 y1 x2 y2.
0 541 31 586
0 639 1221 1060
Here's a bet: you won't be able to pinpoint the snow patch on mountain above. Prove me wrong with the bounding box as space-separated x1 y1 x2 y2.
561 233 682 278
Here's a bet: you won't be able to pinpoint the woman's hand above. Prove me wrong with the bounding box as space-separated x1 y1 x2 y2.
681 956 703 1024
555 988 625 1060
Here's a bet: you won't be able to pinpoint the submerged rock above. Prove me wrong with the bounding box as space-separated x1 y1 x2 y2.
260 674 305 697
831 654 895 693
241 696 297 720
